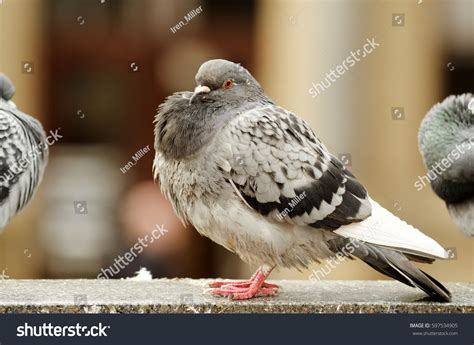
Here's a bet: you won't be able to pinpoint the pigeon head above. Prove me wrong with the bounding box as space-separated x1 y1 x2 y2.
419 93 473 170
0 73 16 101
189 59 269 106
418 93 474 202
155 59 272 160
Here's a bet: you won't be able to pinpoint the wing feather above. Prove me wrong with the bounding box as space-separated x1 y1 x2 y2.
0 103 48 229
221 104 371 230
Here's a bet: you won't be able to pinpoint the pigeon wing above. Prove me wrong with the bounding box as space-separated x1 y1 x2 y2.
220 104 372 230
0 103 48 229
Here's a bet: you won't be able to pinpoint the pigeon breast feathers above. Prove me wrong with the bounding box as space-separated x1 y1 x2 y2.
221 105 372 230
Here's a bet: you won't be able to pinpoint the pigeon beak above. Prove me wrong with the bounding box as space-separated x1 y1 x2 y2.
189 85 211 105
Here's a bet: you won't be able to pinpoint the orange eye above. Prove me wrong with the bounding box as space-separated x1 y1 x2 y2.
223 79 233 89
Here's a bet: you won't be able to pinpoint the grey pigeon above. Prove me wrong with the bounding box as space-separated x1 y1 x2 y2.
0 74 48 229
418 93 474 237
154 59 451 301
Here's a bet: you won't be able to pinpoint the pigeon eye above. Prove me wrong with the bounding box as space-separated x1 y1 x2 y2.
223 79 233 89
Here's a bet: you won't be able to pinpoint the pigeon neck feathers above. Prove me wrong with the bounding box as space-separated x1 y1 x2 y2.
154 91 266 160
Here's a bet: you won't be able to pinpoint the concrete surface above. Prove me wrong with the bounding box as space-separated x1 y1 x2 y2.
0 279 472 313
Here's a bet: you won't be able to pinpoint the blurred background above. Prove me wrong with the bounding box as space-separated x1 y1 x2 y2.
0 0 472 283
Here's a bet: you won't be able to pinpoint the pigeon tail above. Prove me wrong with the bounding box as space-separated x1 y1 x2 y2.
327 238 452 302
334 199 448 259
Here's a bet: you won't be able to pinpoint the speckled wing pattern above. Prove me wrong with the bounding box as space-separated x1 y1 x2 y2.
0 103 48 229
222 104 372 231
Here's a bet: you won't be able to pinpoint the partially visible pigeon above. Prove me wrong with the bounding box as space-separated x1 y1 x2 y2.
154 59 451 301
0 74 48 229
418 93 473 237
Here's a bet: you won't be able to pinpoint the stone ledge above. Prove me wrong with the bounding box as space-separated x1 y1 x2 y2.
0 279 472 314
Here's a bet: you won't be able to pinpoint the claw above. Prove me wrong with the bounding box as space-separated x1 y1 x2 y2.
206 265 278 300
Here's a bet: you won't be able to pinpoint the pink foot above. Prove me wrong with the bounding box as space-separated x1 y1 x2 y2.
209 285 278 300
207 265 278 300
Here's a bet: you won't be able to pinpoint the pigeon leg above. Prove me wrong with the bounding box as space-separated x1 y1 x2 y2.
207 265 278 300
